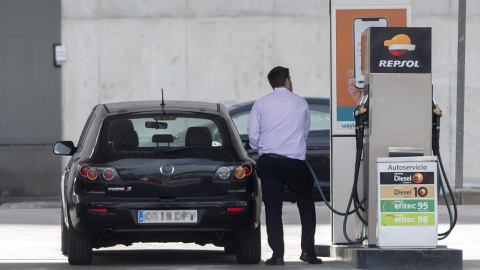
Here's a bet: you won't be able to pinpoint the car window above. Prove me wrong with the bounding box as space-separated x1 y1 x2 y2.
230 110 250 135
77 111 96 152
230 102 330 136
308 103 330 131
99 113 226 158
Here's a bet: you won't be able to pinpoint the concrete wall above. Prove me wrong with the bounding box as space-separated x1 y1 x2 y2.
61 0 480 187
0 0 62 200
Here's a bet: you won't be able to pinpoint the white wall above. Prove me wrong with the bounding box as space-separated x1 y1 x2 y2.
61 0 480 186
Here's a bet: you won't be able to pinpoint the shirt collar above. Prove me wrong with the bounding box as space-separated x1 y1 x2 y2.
273 87 290 93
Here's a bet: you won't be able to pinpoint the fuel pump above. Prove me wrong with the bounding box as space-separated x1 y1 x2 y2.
326 2 461 268
309 95 459 246
311 27 458 248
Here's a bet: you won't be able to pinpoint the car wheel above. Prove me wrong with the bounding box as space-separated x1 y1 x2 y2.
235 224 261 264
68 223 92 265
61 209 68 256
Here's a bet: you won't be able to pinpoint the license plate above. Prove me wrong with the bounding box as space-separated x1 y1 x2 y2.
138 210 197 224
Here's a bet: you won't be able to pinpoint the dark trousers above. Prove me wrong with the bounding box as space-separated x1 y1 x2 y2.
257 154 316 259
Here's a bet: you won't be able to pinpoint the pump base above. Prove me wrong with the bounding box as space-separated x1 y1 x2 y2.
329 245 462 269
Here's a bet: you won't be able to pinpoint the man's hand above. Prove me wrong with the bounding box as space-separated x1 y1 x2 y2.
347 69 364 104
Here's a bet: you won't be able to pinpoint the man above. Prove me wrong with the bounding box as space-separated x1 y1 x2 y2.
248 66 322 265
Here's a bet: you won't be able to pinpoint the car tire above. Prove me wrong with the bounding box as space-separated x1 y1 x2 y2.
68 223 92 265
235 225 261 264
61 209 68 256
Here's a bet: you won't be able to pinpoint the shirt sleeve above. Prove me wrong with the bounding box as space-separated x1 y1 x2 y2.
304 101 310 140
247 101 261 150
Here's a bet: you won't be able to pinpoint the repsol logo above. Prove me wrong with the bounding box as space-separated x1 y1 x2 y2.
379 60 420 68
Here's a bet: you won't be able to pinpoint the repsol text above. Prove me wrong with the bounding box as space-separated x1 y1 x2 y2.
379 60 420 68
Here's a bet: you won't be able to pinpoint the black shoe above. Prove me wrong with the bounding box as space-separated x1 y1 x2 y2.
300 252 322 264
265 257 285 265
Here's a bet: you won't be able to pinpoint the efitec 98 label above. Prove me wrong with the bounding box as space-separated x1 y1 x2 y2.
381 213 435 226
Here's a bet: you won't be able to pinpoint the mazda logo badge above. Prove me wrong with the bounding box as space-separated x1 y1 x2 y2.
160 165 174 175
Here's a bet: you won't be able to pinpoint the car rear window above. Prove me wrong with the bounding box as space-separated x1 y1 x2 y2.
99 113 228 158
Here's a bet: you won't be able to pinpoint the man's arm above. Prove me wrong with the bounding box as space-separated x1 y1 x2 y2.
247 101 261 150
304 100 310 140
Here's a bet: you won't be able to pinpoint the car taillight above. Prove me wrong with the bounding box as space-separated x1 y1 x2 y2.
79 165 90 177
227 207 245 212
217 167 231 180
78 164 118 182
242 164 253 175
216 164 253 180
234 163 253 179
89 208 107 213
235 167 246 179
102 168 115 181
87 168 98 180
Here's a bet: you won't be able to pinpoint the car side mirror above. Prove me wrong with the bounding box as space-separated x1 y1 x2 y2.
53 141 76 156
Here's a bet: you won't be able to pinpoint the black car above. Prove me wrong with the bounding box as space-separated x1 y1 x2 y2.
228 97 330 202
53 100 262 265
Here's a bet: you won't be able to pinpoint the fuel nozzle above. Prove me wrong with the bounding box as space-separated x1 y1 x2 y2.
432 100 442 152
354 96 368 150
433 104 442 118
354 103 368 118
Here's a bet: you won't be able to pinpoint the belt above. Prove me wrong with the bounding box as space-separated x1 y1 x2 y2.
264 153 289 159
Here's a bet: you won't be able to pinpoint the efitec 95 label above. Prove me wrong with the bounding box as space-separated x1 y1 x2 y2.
381 199 435 213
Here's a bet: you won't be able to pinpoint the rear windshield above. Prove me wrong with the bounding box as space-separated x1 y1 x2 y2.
99 113 228 158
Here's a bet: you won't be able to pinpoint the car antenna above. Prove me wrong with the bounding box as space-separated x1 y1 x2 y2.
160 88 166 114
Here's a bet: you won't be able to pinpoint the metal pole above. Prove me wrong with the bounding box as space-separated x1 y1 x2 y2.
455 0 466 189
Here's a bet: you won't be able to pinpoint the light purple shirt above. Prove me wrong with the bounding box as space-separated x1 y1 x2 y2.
247 87 310 160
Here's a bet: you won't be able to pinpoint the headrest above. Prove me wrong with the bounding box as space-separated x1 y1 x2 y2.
152 134 174 144
185 127 212 147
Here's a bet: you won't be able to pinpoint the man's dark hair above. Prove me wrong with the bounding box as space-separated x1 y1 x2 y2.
267 66 290 89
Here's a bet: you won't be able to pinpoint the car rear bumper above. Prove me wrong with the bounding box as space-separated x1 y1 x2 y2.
68 198 260 242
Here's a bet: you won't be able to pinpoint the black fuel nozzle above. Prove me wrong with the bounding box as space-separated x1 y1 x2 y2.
432 102 442 152
354 96 368 150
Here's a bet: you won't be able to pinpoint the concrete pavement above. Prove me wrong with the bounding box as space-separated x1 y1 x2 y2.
0 199 479 269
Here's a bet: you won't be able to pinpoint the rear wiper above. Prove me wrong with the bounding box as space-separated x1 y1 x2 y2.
164 146 215 154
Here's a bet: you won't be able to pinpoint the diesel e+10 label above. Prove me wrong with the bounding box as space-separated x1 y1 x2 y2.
380 185 434 199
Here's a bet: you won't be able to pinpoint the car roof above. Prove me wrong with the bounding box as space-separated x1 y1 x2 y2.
103 100 225 115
